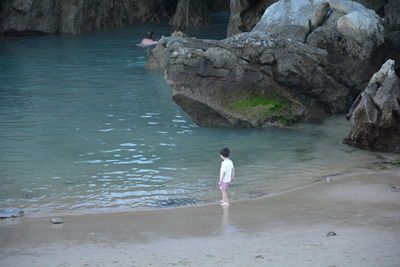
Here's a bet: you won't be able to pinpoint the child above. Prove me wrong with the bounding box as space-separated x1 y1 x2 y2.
219 147 235 206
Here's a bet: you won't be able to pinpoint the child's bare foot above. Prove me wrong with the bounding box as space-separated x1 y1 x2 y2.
221 202 229 206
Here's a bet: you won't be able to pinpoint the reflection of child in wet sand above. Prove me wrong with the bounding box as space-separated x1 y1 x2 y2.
140 31 158 47
219 148 235 206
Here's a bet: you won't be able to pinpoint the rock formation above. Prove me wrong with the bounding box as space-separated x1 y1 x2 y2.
227 0 278 37
0 0 174 35
169 0 210 29
344 59 400 152
147 0 384 128
0 0 229 35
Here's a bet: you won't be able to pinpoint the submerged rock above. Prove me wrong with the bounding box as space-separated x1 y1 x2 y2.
148 0 384 128
344 59 400 152
0 208 24 219
154 198 198 208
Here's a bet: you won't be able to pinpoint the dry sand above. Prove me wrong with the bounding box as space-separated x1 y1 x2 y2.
1 170 399 267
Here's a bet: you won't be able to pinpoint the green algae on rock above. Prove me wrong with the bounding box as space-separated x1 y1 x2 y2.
230 95 296 126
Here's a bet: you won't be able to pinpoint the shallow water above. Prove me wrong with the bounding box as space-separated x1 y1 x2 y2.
0 14 382 215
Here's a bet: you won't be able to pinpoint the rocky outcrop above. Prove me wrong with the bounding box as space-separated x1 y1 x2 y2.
0 0 174 35
226 0 387 38
148 0 384 128
227 0 278 37
169 0 210 29
344 60 400 152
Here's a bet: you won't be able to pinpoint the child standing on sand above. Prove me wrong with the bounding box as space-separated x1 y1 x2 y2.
219 148 235 206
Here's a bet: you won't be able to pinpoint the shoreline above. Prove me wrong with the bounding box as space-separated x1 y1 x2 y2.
3 165 399 220
1 169 399 266
3 167 396 220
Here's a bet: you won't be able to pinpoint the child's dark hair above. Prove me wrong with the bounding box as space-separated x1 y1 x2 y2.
220 147 230 157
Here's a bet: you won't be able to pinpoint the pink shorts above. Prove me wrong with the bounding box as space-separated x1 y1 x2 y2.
219 182 230 190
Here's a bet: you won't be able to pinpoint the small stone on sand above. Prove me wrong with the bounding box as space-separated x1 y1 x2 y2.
51 218 64 224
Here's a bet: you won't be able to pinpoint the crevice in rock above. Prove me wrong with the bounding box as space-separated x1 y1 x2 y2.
371 97 383 122
304 6 333 43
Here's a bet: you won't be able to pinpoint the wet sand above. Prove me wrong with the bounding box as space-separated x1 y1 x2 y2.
1 170 399 266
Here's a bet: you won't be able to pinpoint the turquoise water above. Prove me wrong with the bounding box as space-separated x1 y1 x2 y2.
0 15 380 215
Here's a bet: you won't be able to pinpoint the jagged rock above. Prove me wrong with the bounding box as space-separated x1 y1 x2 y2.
227 0 278 37
344 59 400 152
169 0 210 29
148 0 384 128
0 208 24 219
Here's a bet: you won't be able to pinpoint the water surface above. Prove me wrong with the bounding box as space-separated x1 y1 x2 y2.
0 14 381 215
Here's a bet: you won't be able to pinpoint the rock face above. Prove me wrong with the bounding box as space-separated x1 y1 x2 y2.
384 0 400 49
148 0 384 128
344 60 400 152
169 0 229 30
227 0 278 37
0 0 229 35
0 0 174 35
169 0 210 29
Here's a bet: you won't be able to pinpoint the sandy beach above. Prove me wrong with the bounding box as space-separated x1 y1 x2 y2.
1 170 399 267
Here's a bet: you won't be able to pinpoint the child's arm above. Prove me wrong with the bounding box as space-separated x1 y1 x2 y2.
231 167 236 182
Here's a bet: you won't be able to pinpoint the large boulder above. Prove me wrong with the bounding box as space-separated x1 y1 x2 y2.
343 60 400 152
148 0 384 128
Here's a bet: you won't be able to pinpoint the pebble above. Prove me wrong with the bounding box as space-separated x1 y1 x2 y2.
326 231 337 237
51 217 64 224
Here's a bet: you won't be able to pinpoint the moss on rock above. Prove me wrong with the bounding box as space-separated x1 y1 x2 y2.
230 94 296 125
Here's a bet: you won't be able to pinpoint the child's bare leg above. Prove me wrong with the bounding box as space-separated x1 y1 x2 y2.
221 189 229 205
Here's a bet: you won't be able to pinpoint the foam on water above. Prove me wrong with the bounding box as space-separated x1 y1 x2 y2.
0 14 382 216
